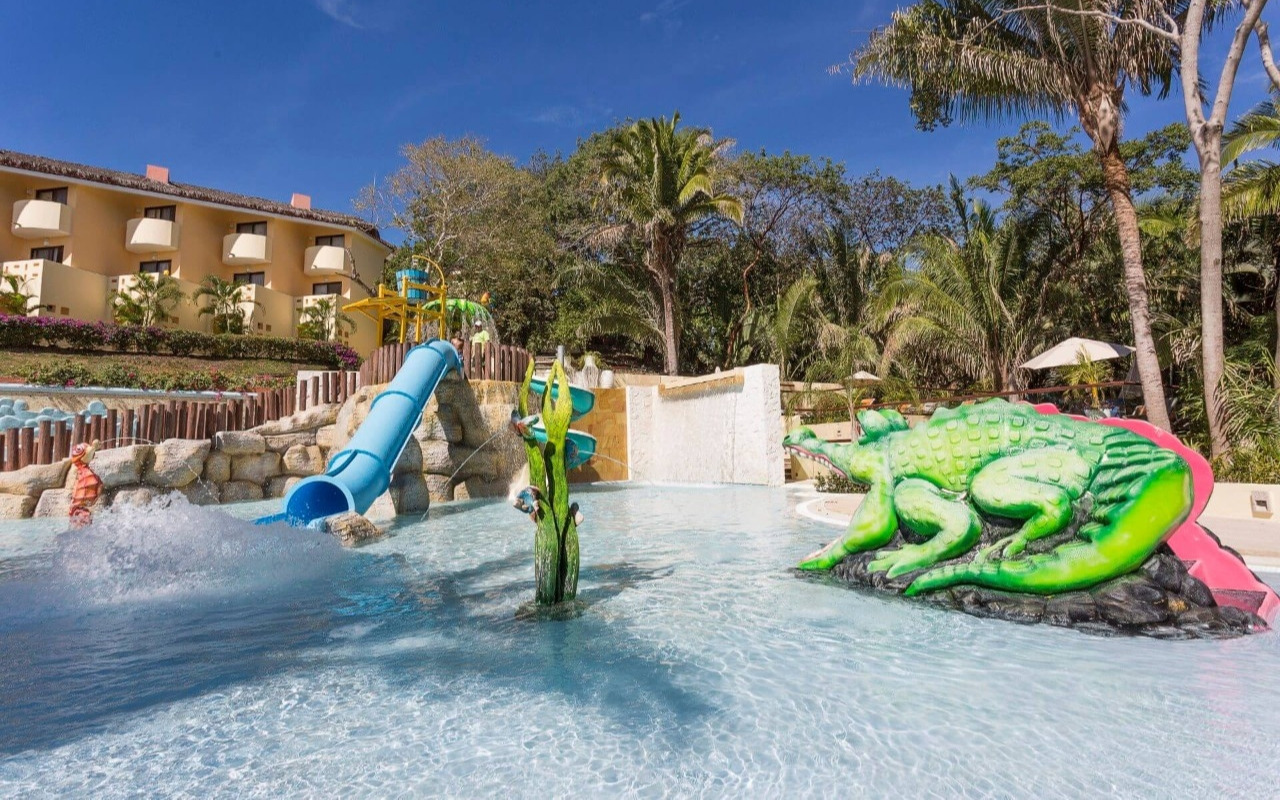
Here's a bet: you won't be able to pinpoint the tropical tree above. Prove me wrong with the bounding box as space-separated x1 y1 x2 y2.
848 0 1177 431
195 276 255 335
874 186 1058 393
0 275 37 316
111 272 184 327
597 112 744 374
1223 96 1280 221
297 297 355 341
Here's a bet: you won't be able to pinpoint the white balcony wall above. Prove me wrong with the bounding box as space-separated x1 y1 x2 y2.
11 199 72 239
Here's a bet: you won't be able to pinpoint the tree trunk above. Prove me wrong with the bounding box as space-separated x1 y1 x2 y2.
1197 142 1229 456
1096 146 1173 432
658 273 680 375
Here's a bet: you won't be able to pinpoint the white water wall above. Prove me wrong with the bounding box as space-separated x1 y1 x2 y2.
626 364 784 486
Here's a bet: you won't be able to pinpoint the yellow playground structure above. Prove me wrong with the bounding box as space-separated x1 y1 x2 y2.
344 255 448 343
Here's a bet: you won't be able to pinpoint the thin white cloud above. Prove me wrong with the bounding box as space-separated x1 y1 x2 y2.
531 103 614 127
314 0 364 29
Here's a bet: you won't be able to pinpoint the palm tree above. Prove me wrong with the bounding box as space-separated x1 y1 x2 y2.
874 188 1056 393
1223 96 1280 222
194 276 256 335
0 275 37 316
297 297 355 341
555 259 666 357
111 272 184 327
597 112 744 374
848 0 1176 431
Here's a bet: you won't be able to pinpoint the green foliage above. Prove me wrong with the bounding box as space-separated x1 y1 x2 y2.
597 111 745 374
194 276 256 335
296 297 354 341
0 314 359 369
0 275 36 316
14 361 294 392
111 272 185 327
813 472 870 494
1213 442 1280 485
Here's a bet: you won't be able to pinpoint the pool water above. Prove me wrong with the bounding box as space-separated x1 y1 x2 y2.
1 485 1279 797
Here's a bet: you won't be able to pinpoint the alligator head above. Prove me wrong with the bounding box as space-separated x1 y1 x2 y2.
784 414 901 485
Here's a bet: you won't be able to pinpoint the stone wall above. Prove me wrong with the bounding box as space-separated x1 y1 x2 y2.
0 374 526 520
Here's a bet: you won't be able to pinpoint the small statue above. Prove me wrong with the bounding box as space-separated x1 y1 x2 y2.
68 440 103 528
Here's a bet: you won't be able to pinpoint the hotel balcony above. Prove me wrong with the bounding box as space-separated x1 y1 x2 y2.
222 232 271 266
236 283 294 336
11 199 72 239
125 217 180 253
1 259 108 322
303 245 352 276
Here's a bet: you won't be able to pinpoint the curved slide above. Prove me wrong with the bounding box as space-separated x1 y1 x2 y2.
257 339 462 527
527 376 597 470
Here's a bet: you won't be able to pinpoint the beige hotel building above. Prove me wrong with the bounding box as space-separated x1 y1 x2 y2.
0 150 391 354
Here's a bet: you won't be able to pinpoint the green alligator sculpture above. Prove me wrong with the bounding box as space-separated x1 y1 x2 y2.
784 399 1193 596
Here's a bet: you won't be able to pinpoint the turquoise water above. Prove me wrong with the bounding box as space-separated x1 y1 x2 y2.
1 485 1278 798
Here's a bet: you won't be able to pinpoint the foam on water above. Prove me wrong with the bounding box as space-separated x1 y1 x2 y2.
1 485 1280 797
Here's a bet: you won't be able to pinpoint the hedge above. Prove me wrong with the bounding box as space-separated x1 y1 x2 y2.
0 314 361 370
14 362 296 393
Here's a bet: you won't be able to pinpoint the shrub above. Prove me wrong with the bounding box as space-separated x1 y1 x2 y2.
0 314 360 370
813 472 869 494
14 361 295 392
1212 443 1280 485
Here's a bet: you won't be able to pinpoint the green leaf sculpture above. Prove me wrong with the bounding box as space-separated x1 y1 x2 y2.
517 359 580 605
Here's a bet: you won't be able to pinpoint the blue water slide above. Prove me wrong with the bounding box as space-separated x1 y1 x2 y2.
260 339 461 527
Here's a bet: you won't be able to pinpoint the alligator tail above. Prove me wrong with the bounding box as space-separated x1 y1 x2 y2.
905 449 1192 597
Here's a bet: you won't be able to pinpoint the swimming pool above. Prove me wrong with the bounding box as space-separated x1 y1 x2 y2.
1 485 1278 797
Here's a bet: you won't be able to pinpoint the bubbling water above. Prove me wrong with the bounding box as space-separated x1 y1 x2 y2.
21 494 346 609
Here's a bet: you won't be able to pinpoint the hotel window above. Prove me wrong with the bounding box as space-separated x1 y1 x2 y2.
30 246 64 262
34 187 68 204
312 281 342 295
236 221 267 236
144 205 176 221
139 260 171 275
233 271 265 286
314 234 345 247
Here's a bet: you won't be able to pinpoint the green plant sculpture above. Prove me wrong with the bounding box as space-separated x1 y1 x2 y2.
513 360 581 605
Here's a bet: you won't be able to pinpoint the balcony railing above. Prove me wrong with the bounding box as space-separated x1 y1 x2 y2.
11 199 71 239
303 245 352 276
125 218 180 253
222 232 271 265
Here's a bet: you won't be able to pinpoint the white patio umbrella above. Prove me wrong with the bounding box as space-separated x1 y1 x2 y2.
849 370 881 385
1019 337 1134 370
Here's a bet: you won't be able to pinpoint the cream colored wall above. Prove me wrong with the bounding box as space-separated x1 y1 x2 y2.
2 259 109 322
0 167 392 352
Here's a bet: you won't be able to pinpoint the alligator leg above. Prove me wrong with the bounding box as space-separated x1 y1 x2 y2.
905 449 1192 596
797 480 897 571
867 479 981 579
968 449 1092 560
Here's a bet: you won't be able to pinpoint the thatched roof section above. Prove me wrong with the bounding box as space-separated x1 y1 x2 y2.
0 149 389 248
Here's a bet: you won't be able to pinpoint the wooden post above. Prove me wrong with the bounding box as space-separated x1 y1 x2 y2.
310 377 320 409
105 409 118 448
53 419 67 461
2 428 14 471
18 427 33 469
36 420 51 465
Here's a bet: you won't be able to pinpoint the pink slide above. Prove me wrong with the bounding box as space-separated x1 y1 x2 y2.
1033 404 1280 626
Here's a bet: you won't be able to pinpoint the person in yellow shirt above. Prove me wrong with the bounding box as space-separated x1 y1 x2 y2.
470 319 491 345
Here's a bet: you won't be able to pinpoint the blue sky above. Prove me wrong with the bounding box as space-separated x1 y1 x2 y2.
1 1 1275 237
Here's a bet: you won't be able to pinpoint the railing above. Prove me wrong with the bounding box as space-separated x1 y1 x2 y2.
359 340 533 386
0 370 361 472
